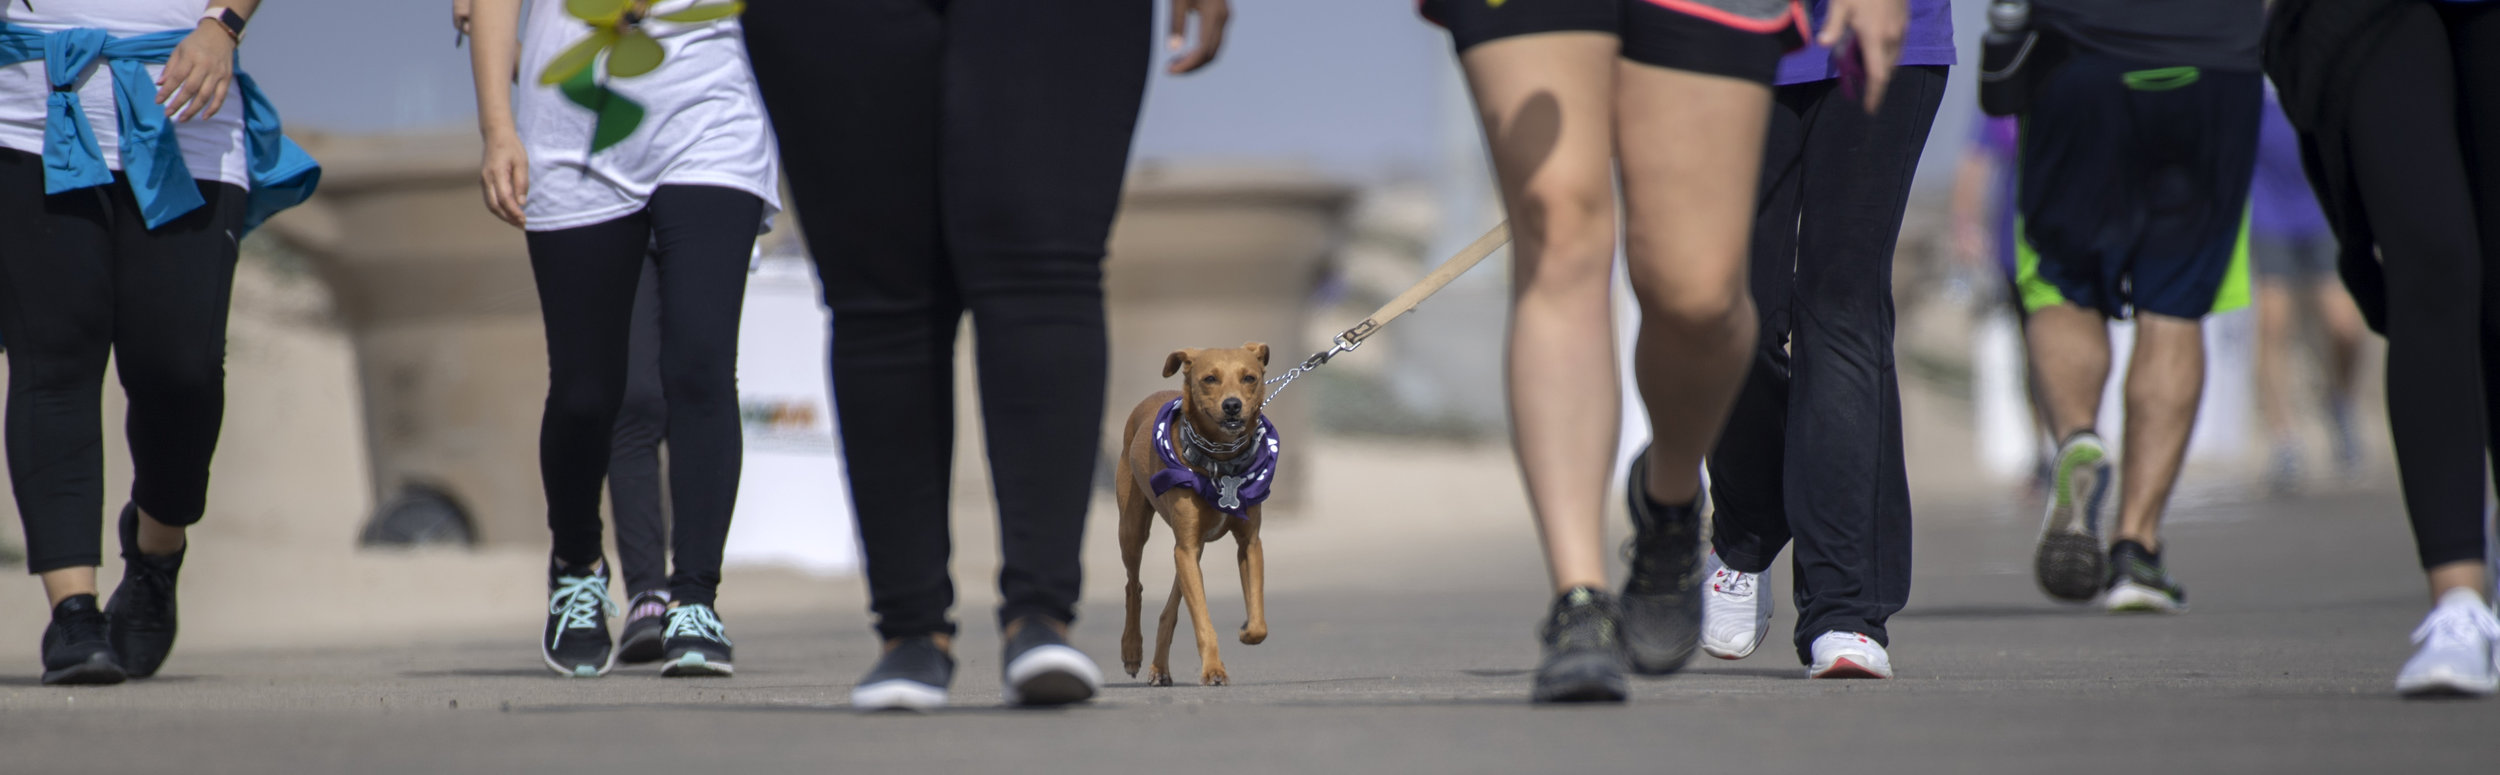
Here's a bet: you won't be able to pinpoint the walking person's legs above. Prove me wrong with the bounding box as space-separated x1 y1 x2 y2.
643 184 762 677
1776 65 1941 674
611 253 674 665
745 0 962 709
2251 252 2303 488
524 210 654 677
942 0 1150 706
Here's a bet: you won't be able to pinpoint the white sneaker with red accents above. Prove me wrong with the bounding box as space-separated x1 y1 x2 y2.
1700 551 1772 660
1806 630 1893 679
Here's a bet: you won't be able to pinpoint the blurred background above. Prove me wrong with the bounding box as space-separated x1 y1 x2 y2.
0 0 2389 653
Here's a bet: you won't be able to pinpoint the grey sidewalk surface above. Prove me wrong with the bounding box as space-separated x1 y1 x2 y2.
5 475 2494 774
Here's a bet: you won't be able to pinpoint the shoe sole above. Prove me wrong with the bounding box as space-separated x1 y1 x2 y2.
852 679 949 711
41 653 128 686
660 652 733 677
1531 677 1629 703
2033 448 2110 603
2397 668 2499 698
1701 632 1764 661
541 644 616 678
2103 581 2187 614
1002 644 1102 706
616 628 666 665
1809 657 1893 679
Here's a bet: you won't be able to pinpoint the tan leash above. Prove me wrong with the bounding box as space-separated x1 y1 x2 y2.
1262 221 1513 406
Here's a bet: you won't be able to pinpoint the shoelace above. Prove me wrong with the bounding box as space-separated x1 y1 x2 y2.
547 575 615 649
2411 603 2500 650
1712 568 1757 597
666 604 731 646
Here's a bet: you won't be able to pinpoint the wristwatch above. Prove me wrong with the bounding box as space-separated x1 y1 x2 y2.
201 7 248 40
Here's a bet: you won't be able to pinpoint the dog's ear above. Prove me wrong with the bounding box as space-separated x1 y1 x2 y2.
1243 341 1269 366
1162 349 1192 379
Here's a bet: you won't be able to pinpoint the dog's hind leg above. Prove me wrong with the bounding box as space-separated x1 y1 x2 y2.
1150 576 1183 686
1237 517 1267 646
1117 474 1153 677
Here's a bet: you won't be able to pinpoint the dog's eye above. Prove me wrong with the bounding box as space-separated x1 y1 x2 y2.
1200 375 1218 385
1240 375 1255 384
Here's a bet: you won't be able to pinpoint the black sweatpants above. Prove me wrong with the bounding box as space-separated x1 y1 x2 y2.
610 254 672 598
0 149 243 574
1707 66 1944 663
528 185 760 607
2341 1 2500 572
744 0 1150 639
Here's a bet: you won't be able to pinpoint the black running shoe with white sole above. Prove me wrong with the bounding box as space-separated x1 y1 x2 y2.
2103 540 2187 614
1619 445 1703 676
107 502 183 678
2035 432 2111 602
542 561 617 678
41 594 126 686
1001 617 1101 707
616 590 670 666
853 635 955 711
659 604 734 677
1532 586 1629 704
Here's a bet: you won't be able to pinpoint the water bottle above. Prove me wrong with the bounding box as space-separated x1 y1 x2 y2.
1979 0 2035 116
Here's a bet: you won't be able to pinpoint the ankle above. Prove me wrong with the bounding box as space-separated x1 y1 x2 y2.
887 633 952 654
133 508 187 556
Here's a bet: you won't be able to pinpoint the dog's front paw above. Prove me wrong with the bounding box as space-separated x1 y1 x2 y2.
1147 667 1173 687
1239 622 1266 645
1123 660 1141 677
1200 665 1228 686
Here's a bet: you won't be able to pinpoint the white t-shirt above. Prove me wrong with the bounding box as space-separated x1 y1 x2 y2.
0 0 251 190
515 0 780 232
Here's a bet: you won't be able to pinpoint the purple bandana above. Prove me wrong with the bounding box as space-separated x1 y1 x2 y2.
1147 398 1281 520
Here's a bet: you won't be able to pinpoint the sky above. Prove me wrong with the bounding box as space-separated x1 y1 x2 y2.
243 0 1984 190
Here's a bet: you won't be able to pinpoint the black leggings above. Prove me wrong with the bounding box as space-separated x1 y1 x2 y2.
0 149 242 573
609 254 671 598
744 0 1149 639
2346 1 2500 572
527 185 759 606
1708 66 1943 663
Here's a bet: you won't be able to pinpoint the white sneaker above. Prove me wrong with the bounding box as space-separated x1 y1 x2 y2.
1806 630 1893 679
2395 589 2499 698
1699 551 1772 660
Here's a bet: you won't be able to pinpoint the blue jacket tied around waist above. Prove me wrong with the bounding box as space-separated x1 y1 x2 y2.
0 23 319 233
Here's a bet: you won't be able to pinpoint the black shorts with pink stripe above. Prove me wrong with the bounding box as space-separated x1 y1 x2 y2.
1421 0 1807 86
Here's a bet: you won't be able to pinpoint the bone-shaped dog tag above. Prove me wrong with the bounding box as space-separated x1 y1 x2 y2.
1216 475 1244 511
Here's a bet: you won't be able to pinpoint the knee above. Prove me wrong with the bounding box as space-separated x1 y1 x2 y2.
544 377 624 430
1508 181 1616 296
1632 276 1755 344
120 352 226 407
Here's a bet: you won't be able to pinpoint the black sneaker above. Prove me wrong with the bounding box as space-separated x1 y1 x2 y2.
1001 617 1101 707
1619 446 1702 676
41 594 126 686
851 635 955 711
106 502 183 678
2102 540 2187 614
541 561 616 677
1532 586 1629 704
616 591 671 665
659 603 734 677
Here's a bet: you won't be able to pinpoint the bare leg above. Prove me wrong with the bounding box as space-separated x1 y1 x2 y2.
1614 62 1770 508
2112 313 2206 551
40 567 98 607
2253 281 2298 449
2024 303 2114 438
1459 33 1623 593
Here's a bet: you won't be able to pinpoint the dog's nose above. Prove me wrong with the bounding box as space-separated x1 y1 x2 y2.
1222 397 1243 416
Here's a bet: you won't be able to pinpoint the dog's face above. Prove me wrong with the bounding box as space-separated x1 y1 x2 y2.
1162 342 1270 436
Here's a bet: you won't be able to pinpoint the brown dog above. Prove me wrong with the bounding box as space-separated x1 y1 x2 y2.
1117 342 1279 686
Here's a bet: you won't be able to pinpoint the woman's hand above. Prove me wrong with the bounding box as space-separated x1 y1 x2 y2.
455 0 476 37
481 130 530 228
157 20 238 122
1820 0 1904 114
1166 0 1229 74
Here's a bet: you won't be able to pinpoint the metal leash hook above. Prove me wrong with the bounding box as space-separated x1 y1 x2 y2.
1253 221 1513 410
1259 333 1361 408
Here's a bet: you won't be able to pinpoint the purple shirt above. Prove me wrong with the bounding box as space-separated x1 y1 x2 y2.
1776 0 1957 86
2249 85 2330 240
1976 114 2019 276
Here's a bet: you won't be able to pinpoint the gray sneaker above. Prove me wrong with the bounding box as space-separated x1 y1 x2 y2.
2396 590 2499 698
2034 432 2111 602
1619 446 1702 675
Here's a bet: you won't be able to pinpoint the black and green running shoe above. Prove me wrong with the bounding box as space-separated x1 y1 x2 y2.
2104 540 2187 614
2034 432 2112 602
1532 586 1630 704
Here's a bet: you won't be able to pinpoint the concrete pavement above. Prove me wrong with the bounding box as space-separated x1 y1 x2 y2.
2 438 2492 773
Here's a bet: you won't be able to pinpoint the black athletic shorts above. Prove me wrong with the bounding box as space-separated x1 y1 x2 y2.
2015 51 2261 320
1420 0 1807 86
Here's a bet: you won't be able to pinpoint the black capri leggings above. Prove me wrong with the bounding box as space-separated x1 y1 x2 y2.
2341 1 2500 572
744 0 1149 639
527 184 760 607
0 149 243 573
